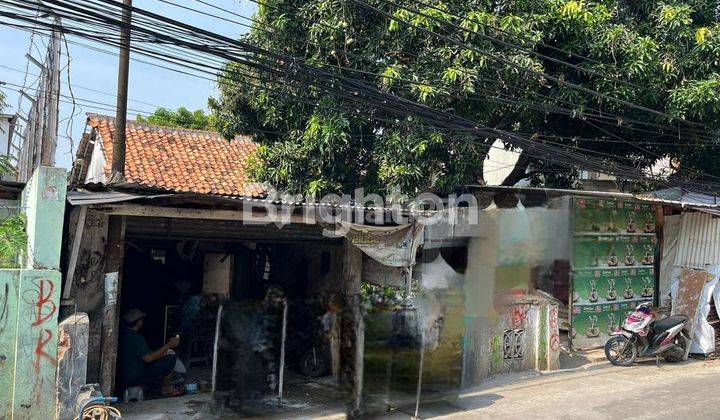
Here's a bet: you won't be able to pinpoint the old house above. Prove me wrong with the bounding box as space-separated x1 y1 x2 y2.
62 113 424 418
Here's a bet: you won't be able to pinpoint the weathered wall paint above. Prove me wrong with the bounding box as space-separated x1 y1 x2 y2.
538 304 548 371
462 205 566 386
56 313 89 420
0 167 67 420
63 208 108 383
21 166 66 270
0 270 20 415
12 270 62 419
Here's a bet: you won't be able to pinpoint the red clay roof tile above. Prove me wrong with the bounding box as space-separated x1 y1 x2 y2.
87 113 264 197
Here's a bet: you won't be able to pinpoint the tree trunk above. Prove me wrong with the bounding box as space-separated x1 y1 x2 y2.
500 149 533 186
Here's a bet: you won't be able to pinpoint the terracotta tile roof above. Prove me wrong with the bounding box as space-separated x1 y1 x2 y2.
86 113 264 197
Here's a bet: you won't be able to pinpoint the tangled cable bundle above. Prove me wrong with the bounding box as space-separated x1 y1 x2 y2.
79 405 122 420
4 0 720 192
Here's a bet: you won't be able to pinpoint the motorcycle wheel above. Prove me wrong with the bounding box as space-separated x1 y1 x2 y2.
663 336 687 363
604 336 637 366
300 347 329 378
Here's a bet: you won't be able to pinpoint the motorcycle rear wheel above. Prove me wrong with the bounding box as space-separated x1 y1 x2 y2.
300 347 329 378
605 336 637 366
663 336 687 363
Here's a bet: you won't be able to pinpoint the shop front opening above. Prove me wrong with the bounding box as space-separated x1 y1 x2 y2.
115 233 345 417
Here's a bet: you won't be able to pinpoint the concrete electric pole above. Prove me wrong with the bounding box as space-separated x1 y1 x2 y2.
111 0 133 182
41 17 61 166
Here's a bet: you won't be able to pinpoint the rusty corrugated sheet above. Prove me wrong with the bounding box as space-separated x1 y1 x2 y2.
675 212 720 269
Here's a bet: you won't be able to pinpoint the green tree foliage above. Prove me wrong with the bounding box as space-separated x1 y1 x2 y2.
211 1 720 195
0 214 26 268
0 90 26 268
136 107 213 130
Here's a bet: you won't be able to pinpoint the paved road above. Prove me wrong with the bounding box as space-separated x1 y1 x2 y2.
117 359 720 419
430 359 720 419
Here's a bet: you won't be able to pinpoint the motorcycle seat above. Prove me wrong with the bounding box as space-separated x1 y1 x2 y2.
653 315 687 331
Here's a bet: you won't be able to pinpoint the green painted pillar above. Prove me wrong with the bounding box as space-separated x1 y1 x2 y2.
0 270 20 417
11 270 62 419
13 270 60 419
0 166 67 419
21 167 67 270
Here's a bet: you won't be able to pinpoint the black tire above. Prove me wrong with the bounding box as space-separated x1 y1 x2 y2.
664 335 687 363
300 347 328 378
605 335 637 366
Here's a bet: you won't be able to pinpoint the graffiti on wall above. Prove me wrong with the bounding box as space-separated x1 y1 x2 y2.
509 304 530 329
0 283 9 337
549 305 560 352
21 278 58 373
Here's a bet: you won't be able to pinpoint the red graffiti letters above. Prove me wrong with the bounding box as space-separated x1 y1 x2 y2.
510 305 529 329
31 279 56 327
22 279 59 374
33 328 57 373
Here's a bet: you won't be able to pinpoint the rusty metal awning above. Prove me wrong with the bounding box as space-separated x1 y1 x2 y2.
67 190 172 205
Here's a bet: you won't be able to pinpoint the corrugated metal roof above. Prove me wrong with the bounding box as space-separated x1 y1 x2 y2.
66 188 438 215
675 212 720 269
642 187 720 207
477 185 720 216
67 190 167 205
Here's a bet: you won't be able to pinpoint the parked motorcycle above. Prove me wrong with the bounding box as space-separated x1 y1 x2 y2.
285 301 332 378
604 302 689 366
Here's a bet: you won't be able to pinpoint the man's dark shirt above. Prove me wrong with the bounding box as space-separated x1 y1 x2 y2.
119 328 150 384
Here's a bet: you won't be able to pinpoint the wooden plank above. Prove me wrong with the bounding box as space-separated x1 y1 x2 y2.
341 240 363 295
339 239 363 414
92 203 314 224
55 313 89 420
99 216 125 396
12 270 62 420
62 206 87 300
0 271 19 418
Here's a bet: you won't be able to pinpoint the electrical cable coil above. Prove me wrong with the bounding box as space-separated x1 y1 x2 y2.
79 405 122 420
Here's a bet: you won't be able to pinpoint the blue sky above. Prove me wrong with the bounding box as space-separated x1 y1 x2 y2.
0 0 256 170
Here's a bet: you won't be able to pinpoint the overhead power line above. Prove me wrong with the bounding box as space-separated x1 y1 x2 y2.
6 0 713 145
236 0 717 143
349 0 708 129
3 0 719 191
0 0 692 185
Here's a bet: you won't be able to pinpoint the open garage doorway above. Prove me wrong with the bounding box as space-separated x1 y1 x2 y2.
115 218 346 417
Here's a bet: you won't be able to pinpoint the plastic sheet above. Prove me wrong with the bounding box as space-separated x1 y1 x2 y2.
669 265 720 354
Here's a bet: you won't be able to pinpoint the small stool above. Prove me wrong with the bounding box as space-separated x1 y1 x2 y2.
123 386 145 403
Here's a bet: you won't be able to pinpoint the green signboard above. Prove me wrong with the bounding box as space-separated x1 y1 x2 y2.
570 197 658 348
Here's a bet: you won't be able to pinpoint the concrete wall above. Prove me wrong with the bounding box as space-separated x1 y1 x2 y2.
21 167 66 269
63 208 108 383
462 206 566 386
0 166 67 419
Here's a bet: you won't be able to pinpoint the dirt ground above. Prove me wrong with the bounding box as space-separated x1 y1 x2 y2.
115 373 346 420
115 353 717 419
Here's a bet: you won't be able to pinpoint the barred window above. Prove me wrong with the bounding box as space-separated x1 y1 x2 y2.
502 329 525 359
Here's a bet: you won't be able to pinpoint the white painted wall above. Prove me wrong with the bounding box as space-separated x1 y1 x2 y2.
0 116 11 156
483 139 526 186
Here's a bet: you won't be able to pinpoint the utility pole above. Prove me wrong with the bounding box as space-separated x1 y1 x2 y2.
28 55 46 180
42 17 61 166
111 0 132 182
15 15 62 181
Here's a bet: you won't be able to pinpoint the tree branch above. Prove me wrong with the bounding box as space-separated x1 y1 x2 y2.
500 149 533 186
